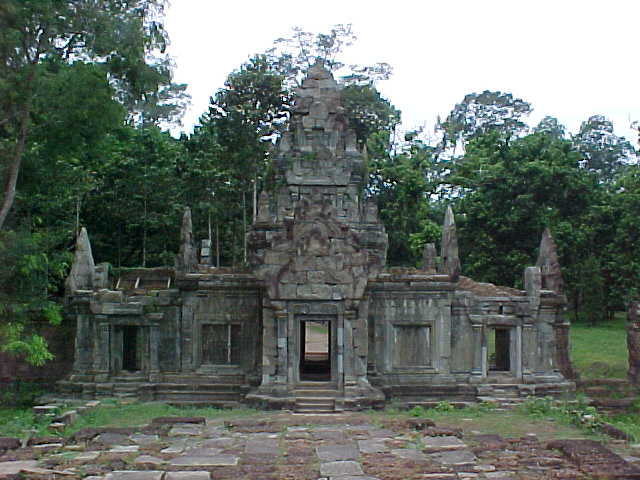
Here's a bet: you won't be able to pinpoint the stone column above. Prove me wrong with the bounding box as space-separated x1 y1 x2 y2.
336 315 344 389
149 326 160 376
343 310 357 386
515 325 523 379
94 322 110 380
261 309 276 386
521 324 536 378
275 311 288 384
627 301 640 384
471 324 484 377
181 305 195 372
554 320 576 379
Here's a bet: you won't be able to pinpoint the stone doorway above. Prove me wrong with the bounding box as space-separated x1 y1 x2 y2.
112 325 145 373
488 327 511 372
299 319 331 382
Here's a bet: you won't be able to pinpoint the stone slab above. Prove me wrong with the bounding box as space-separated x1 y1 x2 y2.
245 439 280 455
423 435 466 451
183 447 223 456
170 455 239 466
165 473 211 480
317 444 360 461
357 439 390 454
94 433 130 446
75 451 101 461
130 434 159 445
134 455 166 465
0 461 39 475
429 449 477 465
320 461 364 476
331 477 380 480
105 471 164 480
202 438 236 448
390 448 427 461
169 425 203 436
109 445 140 453
485 473 516 479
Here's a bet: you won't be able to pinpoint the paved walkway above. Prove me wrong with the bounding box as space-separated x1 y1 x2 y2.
0 412 636 479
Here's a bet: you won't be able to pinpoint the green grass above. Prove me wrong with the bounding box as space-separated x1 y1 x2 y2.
63 400 260 437
373 401 601 442
0 400 262 438
0 407 51 438
570 314 628 379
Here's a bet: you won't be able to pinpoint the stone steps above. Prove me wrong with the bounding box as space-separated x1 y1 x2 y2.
166 400 243 409
293 383 338 413
406 401 475 409
294 397 336 414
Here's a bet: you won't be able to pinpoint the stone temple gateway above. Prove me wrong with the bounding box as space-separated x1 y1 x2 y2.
61 62 574 411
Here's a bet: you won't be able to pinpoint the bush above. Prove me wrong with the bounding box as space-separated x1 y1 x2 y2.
0 381 47 407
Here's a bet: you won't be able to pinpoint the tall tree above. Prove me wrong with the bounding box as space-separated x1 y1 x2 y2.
449 129 597 288
572 115 636 182
439 91 532 155
0 0 181 229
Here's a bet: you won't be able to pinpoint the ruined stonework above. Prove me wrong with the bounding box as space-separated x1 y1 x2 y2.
61 62 574 409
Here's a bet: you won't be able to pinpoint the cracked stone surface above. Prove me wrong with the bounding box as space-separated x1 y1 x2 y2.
1 412 636 480
320 460 364 476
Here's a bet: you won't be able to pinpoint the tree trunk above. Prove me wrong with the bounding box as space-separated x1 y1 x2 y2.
242 191 247 263
0 96 31 230
627 302 640 384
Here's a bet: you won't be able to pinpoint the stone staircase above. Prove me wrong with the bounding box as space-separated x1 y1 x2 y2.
294 383 338 414
476 383 525 409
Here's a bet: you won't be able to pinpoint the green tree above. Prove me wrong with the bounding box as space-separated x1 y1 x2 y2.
572 115 636 182
439 91 532 155
368 133 443 265
0 229 67 365
83 126 186 267
0 0 180 229
449 130 597 288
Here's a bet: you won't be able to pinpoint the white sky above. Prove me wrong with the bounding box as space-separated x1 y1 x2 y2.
164 0 639 144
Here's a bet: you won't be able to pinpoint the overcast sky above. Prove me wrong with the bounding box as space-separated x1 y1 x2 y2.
164 0 639 143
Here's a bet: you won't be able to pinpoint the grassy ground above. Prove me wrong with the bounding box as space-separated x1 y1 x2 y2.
0 400 598 444
570 315 628 379
375 402 600 443
63 400 261 437
0 407 50 438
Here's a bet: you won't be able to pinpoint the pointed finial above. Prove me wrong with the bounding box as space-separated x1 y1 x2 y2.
176 207 198 273
65 227 95 293
536 228 563 294
441 206 461 281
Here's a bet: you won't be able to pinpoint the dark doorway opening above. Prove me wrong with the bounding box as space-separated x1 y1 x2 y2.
122 325 141 372
488 327 510 372
300 320 331 381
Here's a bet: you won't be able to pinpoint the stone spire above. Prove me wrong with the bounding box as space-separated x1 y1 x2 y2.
65 227 95 293
441 206 461 281
176 207 198 273
536 228 563 294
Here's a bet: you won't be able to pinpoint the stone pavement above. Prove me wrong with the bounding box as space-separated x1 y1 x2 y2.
1 412 638 480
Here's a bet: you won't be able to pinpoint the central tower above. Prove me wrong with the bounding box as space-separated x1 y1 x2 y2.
246 60 388 409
